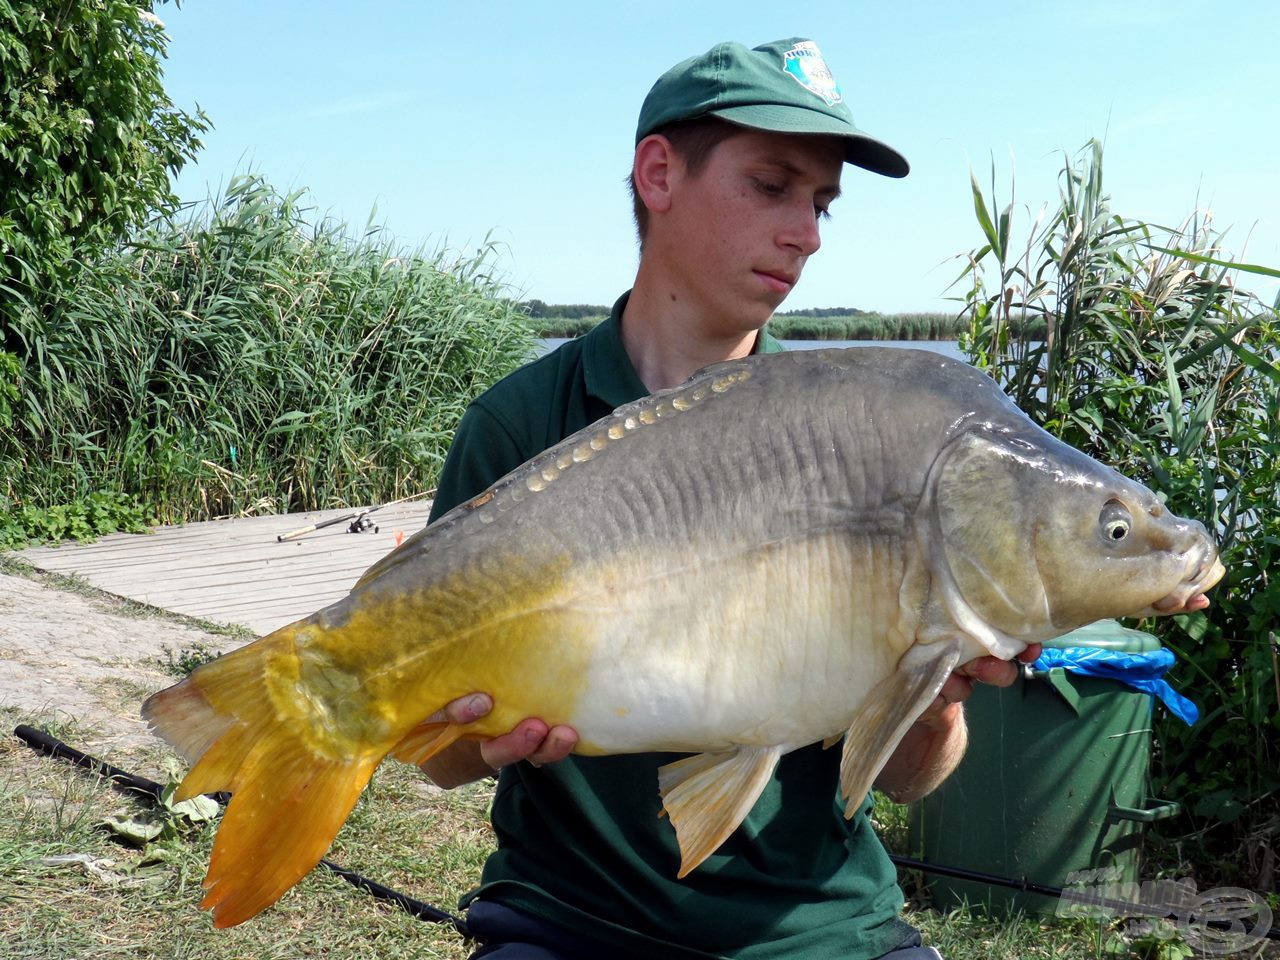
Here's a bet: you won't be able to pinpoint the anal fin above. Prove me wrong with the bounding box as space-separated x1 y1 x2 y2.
838 640 961 817
657 744 784 878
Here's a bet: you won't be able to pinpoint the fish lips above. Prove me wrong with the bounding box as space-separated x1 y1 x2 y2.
1136 549 1226 617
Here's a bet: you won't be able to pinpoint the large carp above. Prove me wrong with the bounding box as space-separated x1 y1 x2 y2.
143 348 1223 927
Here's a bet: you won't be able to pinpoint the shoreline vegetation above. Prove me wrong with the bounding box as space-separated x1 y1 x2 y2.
521 302 1051 341
0 176 534 533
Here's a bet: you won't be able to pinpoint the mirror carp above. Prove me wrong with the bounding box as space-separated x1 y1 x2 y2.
143 347 1224 927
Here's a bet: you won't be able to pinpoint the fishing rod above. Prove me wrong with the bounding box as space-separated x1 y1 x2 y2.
13 725 1276 943
275 489 435 542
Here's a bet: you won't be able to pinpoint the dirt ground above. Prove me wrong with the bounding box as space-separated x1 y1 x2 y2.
0 567 245 758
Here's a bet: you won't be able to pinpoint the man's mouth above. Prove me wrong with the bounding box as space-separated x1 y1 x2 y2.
754 269 797 294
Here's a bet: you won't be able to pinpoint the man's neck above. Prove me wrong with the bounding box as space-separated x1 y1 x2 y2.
621 268 762 392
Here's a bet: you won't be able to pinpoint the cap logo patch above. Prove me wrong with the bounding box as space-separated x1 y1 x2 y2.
781 41 842 106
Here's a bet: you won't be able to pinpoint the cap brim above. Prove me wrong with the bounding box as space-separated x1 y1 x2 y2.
710 103 909 179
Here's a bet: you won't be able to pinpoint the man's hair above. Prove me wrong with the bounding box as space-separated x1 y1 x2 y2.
628 116 744 248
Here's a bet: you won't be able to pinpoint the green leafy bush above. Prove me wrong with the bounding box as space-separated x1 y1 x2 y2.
0 0 207 319
0 490 153 548
956 140 1279 887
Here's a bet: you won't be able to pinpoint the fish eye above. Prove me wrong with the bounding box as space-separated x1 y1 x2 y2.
1099 501 1132 543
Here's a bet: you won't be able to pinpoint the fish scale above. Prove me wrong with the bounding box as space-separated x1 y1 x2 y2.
143 347 1224 927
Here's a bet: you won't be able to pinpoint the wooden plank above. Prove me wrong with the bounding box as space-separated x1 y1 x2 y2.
106 567 374 611
13 501 435 635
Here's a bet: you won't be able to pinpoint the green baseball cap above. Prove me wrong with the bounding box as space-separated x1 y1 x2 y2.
636 38 909 178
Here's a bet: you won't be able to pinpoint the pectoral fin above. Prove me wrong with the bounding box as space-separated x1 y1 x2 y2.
657 744 784 878
838 640 961 817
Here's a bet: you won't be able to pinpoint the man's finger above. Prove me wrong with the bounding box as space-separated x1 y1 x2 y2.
527 725 579 767
936 673 975 706
479 718 580 770
480 717 551 769
424 692 493 726
957 655 1025 688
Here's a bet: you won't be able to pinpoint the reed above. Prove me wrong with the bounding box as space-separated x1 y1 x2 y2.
763 312 967 341
957 140 1279 889
1 175 535 522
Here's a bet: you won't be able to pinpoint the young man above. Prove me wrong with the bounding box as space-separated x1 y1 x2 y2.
424 38 1039 960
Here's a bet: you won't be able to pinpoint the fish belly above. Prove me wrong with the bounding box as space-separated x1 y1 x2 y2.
565 530 915 755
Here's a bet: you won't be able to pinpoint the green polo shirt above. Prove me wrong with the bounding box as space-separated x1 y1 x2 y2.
429 293 913 960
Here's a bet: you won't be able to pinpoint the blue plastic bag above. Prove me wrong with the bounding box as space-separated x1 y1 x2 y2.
1032 646 1200 726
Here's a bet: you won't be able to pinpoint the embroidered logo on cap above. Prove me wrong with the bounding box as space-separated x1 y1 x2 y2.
781 41 843 106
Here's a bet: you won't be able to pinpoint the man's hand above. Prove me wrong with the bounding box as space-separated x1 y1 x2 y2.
418 693 579 788
915 643 1044 727
877 643 1043 802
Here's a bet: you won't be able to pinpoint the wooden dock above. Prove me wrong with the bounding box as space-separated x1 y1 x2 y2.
15 500 434 635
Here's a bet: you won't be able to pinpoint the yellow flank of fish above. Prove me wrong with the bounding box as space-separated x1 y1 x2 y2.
145 546 596 927
344 549 598 743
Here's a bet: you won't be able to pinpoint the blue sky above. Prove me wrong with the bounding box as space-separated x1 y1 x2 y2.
160 1 1279 313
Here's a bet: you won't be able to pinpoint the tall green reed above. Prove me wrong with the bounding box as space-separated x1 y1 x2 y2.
763 312 968 341
1 175 535 521
955 140 1279 887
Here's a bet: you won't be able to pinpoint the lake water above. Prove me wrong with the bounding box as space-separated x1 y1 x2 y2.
535 338 966 362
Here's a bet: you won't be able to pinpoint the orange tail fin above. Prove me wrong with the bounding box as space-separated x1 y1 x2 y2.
142 640 411 927
200 744 379 927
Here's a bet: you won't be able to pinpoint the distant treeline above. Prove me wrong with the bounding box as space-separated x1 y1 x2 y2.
774 306 873 317
521 300 608 320
522 302 1049 341
522 300 873 321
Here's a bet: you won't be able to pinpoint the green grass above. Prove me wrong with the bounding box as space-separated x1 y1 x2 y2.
3 711 1241 960
0 708 490 960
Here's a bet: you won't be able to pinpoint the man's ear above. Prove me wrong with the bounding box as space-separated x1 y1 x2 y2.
632 135 677 216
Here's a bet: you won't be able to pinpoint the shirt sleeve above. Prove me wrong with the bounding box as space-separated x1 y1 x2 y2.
428 401 529 523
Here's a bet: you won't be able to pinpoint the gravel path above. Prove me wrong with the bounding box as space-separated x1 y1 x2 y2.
0 568 243 757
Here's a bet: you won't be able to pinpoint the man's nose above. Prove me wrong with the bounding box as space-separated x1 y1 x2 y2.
780 201 822 256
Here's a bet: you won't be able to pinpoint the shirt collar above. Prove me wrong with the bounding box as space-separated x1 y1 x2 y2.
583 292 651 409
584 290 786 406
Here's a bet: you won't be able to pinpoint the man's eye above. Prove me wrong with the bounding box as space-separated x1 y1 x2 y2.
754 178 785 197
814 205 832 221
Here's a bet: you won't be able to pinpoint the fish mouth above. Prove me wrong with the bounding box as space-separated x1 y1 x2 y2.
1142 550 1226 616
